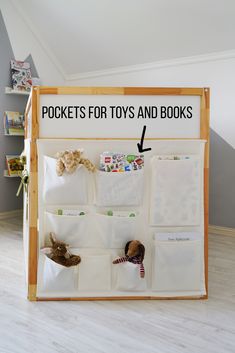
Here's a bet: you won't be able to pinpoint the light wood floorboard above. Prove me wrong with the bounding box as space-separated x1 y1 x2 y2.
0 216 234 353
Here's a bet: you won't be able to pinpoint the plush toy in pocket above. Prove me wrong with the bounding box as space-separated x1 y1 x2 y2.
42 232 81 267
56 149 96 176
113 240 145 278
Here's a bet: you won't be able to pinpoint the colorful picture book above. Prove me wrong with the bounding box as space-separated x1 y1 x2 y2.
100 152 144 172
5 155 23 176
10 60 32 92
4 111 24 136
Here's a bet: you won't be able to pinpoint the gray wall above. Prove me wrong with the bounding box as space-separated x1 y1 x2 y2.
0 11 37 212
209 130 235 228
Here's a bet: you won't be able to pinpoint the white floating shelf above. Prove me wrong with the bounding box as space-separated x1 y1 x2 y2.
4 133 24 137
4 170 21 178
5 87 30 96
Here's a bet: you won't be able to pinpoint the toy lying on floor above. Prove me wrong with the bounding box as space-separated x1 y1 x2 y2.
113 240 145 278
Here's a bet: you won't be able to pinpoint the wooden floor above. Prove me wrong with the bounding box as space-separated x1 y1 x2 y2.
0 216 234 353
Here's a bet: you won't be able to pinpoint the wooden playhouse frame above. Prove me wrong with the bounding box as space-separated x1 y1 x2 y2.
24 86 210 301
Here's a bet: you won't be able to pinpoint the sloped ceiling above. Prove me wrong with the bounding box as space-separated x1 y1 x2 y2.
10 0 235 77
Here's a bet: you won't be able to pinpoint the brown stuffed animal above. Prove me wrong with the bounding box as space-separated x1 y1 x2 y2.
43 232 81 267
113 240 145 278
56 149 96 176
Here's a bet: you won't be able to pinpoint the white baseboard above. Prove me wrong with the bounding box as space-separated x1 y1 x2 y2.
209 225 235 237
0 209 23 220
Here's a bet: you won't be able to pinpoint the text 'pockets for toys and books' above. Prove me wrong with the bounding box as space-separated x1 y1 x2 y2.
115 262 147 291
95 170 144 207
150 157 201 226
43 156 89 205
78 255 111 291
152 240 202 292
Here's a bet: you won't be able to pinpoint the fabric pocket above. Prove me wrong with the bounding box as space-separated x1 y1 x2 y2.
152 240 202 292
45 211 90 247
42 255 78 293
150 157 201 226
95 212 139 248
95 170 144 206
115 261 147 291
43 156 89 205
78 255 111 291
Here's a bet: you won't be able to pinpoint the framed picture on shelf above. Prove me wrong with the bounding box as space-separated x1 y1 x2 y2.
4 111 24 136
10 59 32 92
5 155 23 176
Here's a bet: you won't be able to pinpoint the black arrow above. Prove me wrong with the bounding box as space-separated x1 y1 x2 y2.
137 125 152 153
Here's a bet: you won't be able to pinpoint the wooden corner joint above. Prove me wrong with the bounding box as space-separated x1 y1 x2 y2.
28 285 37 301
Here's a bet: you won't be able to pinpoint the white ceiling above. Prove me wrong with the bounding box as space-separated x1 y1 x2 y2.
11 0 235 76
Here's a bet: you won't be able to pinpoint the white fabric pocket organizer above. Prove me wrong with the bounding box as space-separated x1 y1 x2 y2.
78 255 111 291
115 261 147 291
42 255 78 293
45 211 90 247
95 170 144 206
152 240 202 292
95 212 139 248
43 156 89 205
150 157 201 226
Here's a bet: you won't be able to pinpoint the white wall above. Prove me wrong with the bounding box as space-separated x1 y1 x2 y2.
65 55 235 228
1 0 234 146
0 0 65 86
67 56 235 149
1 0 234 147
